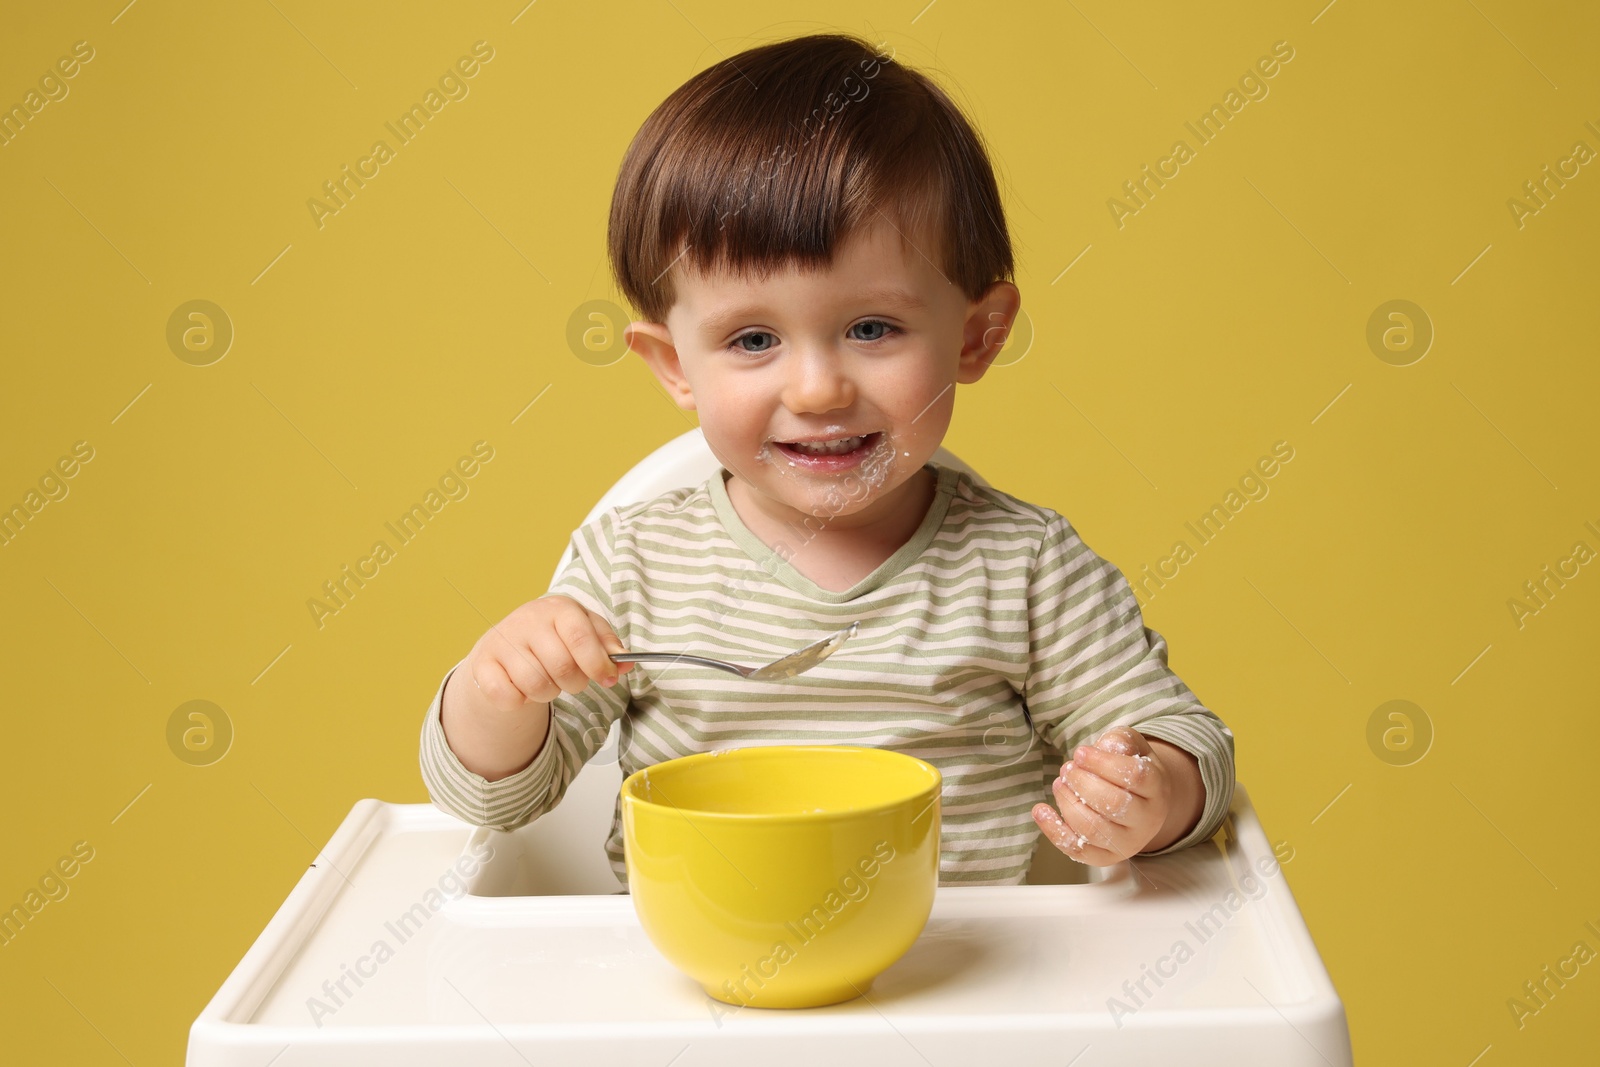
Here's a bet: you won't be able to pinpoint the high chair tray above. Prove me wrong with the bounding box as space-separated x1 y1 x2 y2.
188 783 1351 1066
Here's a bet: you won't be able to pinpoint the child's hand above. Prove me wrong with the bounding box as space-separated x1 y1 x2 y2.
463 595 632 712
1031 726 1171 865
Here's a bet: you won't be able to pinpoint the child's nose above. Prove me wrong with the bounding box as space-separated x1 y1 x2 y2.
782 345 856 413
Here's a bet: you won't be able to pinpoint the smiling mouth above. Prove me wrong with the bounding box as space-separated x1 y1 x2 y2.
773 432 881 457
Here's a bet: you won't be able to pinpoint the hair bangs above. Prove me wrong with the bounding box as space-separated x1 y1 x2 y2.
609 33 1010 323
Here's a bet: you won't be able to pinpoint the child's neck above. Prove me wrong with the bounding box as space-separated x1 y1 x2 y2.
723 466 938 592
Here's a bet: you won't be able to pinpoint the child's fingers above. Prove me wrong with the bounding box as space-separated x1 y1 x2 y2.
1031 802 1124 866
537 602 620 692
528 626 601 695
1094 726 1151 757
474 623 550 703
470 657 532 711
1050 775 1120 851
1032 802 1087 859
1060 761 1137 823
471 613 560 701
585 609 632 675
1069 743 1157 798
495 642 563 704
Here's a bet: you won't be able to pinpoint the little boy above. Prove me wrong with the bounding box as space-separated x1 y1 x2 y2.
419 33 1234 887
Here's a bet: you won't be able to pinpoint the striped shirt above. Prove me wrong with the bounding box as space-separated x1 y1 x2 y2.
419 463 1235 887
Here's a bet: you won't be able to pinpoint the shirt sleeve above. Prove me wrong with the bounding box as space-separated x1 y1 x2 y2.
1023 512 1235 856
417 508 633 831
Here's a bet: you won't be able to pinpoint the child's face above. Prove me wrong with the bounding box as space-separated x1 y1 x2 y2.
628 216 1019 529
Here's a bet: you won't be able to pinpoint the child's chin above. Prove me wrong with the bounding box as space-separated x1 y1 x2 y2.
779 482 881 517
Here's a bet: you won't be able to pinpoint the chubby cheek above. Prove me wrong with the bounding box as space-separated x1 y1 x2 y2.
700 397 783 479
885 367 956 458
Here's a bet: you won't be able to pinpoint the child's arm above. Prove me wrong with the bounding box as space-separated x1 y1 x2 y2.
440 662 552 781
1022 513 1236 864
418 511 633 831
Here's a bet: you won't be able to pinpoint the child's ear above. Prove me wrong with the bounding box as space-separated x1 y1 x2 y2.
956 281 1022 384
626 322 696 411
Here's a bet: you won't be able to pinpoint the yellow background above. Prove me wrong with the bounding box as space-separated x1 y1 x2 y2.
2 1 1596 1062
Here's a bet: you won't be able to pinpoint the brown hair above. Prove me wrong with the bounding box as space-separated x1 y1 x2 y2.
607 32 1014 323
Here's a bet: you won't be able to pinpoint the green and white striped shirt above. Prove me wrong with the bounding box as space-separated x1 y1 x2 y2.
419 463 1235 887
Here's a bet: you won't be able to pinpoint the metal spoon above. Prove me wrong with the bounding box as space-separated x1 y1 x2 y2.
608 622 858 680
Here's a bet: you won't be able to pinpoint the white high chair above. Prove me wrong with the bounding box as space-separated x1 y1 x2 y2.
186 429 1353 1066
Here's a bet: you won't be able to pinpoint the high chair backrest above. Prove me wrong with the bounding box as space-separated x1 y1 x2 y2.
550 427 988 585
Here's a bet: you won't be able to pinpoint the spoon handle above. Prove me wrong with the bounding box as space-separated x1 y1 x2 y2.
608 652 750 677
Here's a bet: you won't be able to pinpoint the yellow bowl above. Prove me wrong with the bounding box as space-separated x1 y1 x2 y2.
621 745 941 1010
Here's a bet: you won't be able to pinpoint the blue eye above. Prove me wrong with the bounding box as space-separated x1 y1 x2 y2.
850 320 901 343
729 331 776 354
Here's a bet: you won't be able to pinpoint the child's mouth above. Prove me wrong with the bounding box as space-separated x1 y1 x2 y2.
771 432 882 472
